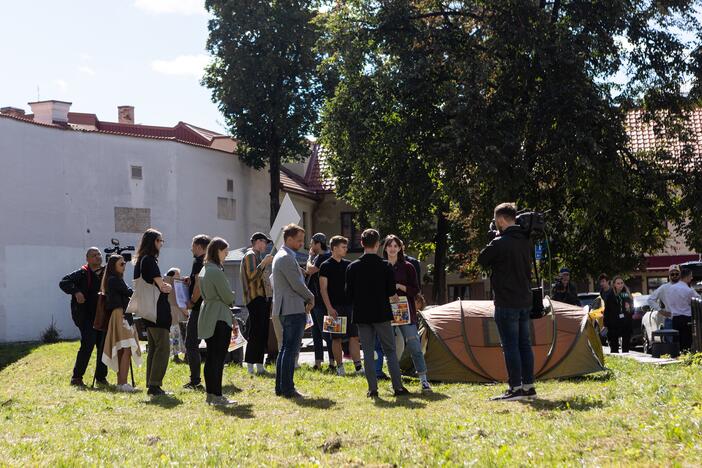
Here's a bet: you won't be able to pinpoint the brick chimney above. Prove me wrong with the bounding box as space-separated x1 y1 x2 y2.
28 100 71 125
118 105 134 124
0 106 25 117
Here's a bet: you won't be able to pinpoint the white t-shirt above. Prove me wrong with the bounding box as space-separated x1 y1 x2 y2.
664 281 701 317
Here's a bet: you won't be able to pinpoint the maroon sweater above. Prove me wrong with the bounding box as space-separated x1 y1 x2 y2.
390 260 420 324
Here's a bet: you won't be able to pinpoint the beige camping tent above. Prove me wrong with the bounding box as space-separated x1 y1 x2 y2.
416 300 605 382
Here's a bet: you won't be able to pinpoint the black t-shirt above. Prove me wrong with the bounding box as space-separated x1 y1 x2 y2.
308 251 331 302
319 257 351 306
189 255 205 311
134 255 171 329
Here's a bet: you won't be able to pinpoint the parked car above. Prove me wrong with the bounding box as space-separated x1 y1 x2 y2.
679 260 702 294
578 292 601 310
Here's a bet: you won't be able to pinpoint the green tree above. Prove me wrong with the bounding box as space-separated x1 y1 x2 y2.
203 0 323 225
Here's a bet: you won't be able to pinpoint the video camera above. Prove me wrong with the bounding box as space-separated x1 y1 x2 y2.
489 210 546 239
104 238 135 262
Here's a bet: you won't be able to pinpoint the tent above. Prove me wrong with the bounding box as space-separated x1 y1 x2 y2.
414 300 605 383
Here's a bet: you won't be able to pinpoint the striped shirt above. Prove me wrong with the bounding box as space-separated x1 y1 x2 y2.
241 248 267 304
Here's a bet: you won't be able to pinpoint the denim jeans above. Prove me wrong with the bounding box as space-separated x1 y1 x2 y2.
357 322 403 392
275 313 306 396
310 304 333 364
374 337 385 377
494 307 534 389
397 323 427 375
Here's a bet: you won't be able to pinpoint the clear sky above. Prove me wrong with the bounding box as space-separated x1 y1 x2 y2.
0 0 226 132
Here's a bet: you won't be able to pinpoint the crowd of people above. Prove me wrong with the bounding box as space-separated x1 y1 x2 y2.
59 223 434 404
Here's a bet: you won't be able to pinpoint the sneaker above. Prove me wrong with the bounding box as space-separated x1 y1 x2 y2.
376 372 390 381
336 366 346 376
95 378 110 386
147 386 171 396
70 378 86 388
421 381 433 393
490 388 526 401
116 383 139 393
183 382 205 391
208 395 236 406
522 387 537 400
255 369 273 377
283 390 306 399
393 387 411 397
355 368 365 376
367 390 379 398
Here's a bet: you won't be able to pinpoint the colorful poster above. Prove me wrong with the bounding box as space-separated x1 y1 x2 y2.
228 323 247 352
174 279 189 309
305 312 314 330
323 315 347 334
391 296 411 326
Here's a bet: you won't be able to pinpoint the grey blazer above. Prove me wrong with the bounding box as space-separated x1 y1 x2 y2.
271 245 314 316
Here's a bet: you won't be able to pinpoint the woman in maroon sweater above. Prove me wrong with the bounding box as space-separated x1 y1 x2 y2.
383 235 432 393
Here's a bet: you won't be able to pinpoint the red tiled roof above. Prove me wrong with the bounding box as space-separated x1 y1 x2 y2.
303 143 335 193
280 167 320 199
626 109 702 172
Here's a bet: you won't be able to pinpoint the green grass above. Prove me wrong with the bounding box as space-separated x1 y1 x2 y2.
1 342 702 466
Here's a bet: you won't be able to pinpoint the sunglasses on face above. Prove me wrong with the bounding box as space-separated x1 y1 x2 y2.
670 273 680 277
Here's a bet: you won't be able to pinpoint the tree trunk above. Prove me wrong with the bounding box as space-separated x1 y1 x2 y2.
269 147 281 227
432 208 449 304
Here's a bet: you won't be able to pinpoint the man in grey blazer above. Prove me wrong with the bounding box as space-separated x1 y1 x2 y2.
272 224 315 398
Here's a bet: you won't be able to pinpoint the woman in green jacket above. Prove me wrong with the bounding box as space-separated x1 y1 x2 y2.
198 237 236 406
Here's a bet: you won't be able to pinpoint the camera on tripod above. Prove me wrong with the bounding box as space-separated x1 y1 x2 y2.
104 238 135 262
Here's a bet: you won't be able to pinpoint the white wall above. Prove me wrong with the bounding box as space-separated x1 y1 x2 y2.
0 117 270 342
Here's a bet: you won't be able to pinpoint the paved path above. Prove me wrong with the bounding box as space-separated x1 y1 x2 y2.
604 347 680 365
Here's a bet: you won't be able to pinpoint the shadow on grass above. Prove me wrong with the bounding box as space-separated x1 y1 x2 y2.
521 395 605 412
0 342 43 371
561 370 613 383
373 396 427 409
143 394 183 409
289 396 336 409
412 391 450 402
213 403 255 419
222 384 243 394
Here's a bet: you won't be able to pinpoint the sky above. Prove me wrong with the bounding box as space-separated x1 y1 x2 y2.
0 0 226 132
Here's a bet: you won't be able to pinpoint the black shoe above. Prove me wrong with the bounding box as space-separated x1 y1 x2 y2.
70 378 86 388
393 387 411 397
147 386 167 396
522 387 537 400
283 390 306 399
183 382 204 391
490 388 526 401
367 390 379 398
376 372 390 381
95 378 109 386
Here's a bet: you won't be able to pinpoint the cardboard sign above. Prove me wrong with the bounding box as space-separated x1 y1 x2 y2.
269 194 301 251
323 315 347 334
174 279 189 309
391 296 411 326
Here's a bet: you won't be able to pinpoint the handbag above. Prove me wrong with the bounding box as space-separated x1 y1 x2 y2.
125 257 161 323
92 292 109 332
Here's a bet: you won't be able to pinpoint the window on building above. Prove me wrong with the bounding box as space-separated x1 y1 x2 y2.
448 284 468 301
130 165 142 180
114 207 151 233
217 197 236 221
226 179 234 193
340 212 362 252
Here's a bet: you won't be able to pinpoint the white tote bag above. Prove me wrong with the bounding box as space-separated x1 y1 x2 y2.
125 258 161 323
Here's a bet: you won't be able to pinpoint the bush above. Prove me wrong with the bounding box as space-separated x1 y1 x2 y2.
41 317 61 343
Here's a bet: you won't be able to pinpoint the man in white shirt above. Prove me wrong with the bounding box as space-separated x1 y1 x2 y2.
648 265 681 328
666 269 701 351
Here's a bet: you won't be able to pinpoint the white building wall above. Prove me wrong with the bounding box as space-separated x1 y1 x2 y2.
0 117 270 342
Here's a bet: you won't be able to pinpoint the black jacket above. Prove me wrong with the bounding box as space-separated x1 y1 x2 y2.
105 276 133 313
59 265 104 326
552 281 581 306
477 226 532 309
346 253 396 324
603 289 633 329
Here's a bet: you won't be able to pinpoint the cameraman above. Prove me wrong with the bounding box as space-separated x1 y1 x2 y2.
478 203 536 401
59 247 108 387
552 268 581 306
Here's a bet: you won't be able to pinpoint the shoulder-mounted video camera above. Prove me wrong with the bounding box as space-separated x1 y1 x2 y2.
488 210 547 239
104 238 135 262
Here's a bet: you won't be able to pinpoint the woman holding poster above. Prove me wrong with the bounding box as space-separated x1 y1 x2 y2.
197 237 236 406
383 235 432 393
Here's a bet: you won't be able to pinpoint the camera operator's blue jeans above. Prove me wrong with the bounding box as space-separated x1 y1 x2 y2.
397 323 427 375
494 307 534 389
275 313 306 396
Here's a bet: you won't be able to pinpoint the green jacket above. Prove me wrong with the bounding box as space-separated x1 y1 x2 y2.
197 263 234 340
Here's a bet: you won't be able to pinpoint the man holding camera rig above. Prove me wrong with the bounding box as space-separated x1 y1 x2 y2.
478 203 536 401
59 247 108 387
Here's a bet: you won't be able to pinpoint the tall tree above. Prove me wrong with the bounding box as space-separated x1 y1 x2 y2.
203 0 323 225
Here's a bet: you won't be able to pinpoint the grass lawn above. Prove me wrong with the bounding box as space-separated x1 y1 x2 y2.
1 342 701 466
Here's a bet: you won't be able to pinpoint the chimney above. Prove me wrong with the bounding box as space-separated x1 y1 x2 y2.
118 105 134 124
28 100 71 125
0 106 26 117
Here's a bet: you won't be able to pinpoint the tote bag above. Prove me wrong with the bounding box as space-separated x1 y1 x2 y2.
125 257 161 323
